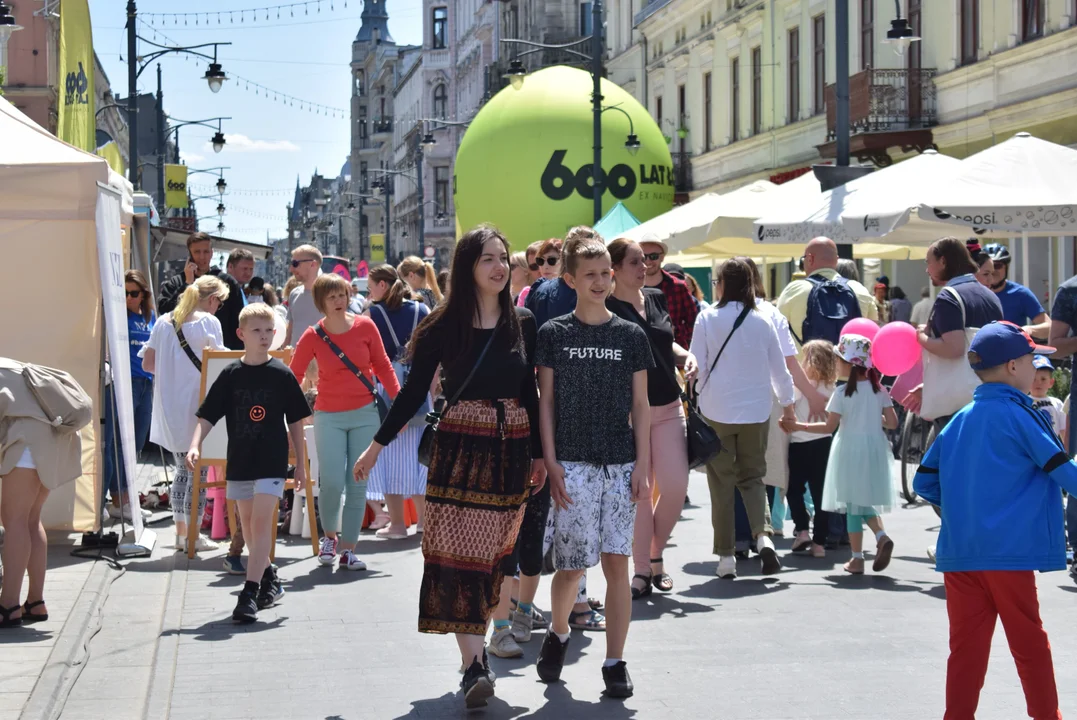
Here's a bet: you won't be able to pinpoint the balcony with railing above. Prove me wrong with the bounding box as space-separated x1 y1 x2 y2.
818 68 938 166
372 117 393 138
672 154 692 195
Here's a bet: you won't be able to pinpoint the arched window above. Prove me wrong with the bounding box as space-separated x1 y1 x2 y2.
433 84 448 119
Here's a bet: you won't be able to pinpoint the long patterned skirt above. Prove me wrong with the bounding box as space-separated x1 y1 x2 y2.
419 398 531 635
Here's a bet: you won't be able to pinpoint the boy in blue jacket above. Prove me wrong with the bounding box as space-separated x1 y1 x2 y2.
914 321 1075 720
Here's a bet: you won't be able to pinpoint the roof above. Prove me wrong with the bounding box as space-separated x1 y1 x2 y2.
355 0 394 44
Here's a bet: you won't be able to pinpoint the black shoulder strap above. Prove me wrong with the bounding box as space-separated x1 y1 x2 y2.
444 321 500 409
173 319 203 372
315 324 379 397
699 303 752 391
616 295 681 396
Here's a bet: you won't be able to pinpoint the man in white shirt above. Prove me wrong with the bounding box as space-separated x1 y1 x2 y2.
286 244 324 347
910 287 933 327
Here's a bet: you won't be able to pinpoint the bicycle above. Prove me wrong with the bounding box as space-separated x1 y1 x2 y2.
900 411 934 504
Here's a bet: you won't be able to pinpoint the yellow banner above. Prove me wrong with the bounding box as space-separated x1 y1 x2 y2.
369 233 386 263
58 0 95 152
96 141 126 176
165 165 189 209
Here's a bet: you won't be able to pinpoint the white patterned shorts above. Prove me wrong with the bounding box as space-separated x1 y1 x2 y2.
553 462 636 571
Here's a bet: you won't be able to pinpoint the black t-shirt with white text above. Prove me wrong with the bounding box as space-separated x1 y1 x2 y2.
535 313 653 465
196 358 311 481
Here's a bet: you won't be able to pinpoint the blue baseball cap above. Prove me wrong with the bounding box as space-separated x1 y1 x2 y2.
1033 355 1055 371
968 321 1055 370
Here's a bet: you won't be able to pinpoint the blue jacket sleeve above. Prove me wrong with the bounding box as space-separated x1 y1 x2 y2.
912 432 942 507
1013 404 1077 496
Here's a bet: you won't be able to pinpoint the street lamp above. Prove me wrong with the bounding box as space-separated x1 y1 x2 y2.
216 177 227 195
211 131 226 153
204 62 227 93
0 3 23 88
504 59 526 91
883 0 921 55
216 202 226 217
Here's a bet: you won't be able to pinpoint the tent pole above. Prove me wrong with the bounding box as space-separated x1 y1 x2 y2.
1021 232 1029 288
762 257 769 298
1048 237 1054 309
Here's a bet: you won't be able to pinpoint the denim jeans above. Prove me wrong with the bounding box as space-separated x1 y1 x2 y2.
102 376 154 508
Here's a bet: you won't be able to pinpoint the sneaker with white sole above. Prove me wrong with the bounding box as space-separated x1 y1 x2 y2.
318 537 338 566
511 609 534 643
488 625 523 658
222 556 246 575
107 504 152 523
173 535 217 553
757 535 781 575
716 555 737 579
339 550 367 571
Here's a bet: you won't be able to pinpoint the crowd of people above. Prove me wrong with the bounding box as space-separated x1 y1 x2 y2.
6 224 1077 718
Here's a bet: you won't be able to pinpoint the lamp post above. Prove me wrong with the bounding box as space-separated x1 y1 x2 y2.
500 0 643 225
342 192 376 262
371 165 424 261
126 0 230 191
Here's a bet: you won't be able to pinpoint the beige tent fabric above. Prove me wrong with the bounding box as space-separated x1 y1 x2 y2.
0 96 110 531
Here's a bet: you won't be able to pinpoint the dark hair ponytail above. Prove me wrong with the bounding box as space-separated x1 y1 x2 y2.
844 365 883 397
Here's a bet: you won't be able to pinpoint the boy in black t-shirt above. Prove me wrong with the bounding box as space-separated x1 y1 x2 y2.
188 304 311 623
534 231 653 698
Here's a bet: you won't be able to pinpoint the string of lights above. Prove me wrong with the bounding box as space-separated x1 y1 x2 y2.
142 0 349 27
191 184 295 197
138 20 346 118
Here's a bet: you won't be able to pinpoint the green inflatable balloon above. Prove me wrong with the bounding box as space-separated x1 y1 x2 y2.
455 66 674 250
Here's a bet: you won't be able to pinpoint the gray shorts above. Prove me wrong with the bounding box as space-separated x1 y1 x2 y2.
226 478 286 501
553 462 636 571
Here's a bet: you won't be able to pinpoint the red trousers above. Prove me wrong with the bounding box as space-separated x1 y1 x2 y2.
944 571 1061 720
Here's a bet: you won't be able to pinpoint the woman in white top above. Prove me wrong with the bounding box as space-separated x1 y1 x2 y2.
141 276 228 552
689 258 796 580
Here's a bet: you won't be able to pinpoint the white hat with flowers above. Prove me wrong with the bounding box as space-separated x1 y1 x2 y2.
834 333 873 370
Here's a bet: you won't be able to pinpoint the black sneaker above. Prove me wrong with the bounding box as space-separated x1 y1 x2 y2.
232 589 258 624
536 632 569 683
257 566 284 609
460 655 495 709
602 661 634 698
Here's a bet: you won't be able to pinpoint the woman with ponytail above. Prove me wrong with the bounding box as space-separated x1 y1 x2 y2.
399 256 443 308
364 264 431 539
140 276 229 552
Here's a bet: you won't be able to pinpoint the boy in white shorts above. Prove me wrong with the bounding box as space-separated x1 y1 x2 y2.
534 229 652 698
187 304 310 623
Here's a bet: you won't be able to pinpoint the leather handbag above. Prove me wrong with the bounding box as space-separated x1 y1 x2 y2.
920 286 981 421
314 325 390 423
418 322 500 467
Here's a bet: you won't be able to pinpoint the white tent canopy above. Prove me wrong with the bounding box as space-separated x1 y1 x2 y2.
913 132 1077 235
755 151 966 247
617 192 725 248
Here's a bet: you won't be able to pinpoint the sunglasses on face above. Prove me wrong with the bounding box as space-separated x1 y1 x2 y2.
126 290 143 298
528 263 540 272
536 255 559 267
643 252 663 262
291 258 316 268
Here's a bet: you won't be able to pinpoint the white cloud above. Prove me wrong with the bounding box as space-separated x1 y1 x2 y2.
180 151 205 164
210 134 300 153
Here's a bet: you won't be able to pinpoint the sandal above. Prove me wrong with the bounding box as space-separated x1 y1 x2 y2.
650 557 673 592
631 574 653 600
0 604 23 628
567 608 606 631
21 601 47 623
587 597 604 612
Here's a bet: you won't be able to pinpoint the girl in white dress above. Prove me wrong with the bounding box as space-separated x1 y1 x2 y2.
784 334 899 575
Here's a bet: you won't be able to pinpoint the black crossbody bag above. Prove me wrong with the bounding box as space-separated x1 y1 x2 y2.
417 322 500 467
314 325 390 422
173 320 203 372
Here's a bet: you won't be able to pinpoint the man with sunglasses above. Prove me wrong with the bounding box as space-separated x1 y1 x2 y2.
639 234 699 348
286 244 325 347
157 232 247 349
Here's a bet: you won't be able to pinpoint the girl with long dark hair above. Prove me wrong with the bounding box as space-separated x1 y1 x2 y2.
354 225 543 709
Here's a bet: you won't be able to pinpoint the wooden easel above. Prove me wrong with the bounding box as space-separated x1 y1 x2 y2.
187 349 319 560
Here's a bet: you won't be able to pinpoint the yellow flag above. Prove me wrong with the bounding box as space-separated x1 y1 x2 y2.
58 0 95 152
165 165 189 209
97 141 126 176
369 234 386 263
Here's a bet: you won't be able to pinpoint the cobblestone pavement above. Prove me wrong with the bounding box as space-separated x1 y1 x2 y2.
6 464 1077 719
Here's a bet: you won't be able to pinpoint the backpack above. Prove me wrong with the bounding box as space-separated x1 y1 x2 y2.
794 273 861 345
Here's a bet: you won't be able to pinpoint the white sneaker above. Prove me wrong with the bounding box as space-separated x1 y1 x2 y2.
339 550 367 571
511 609 533 643
757 535 781 575
716 556 737 579
107 504 151 522
926 546 936 563
318 536 338 566
190 535 219 553
488 626 524 658
173 535 187 552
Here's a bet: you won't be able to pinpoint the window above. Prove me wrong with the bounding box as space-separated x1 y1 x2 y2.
860 0 873 70
432 7 447 49
703 72 712 150
656 96 663 128
677 84 686 152
959 0 977 65
788 27 800 123
435 167 450 213
580 2 593 36
751 46 762 136
360 162 368 192
1022 0 1045 41
813 14 826 114
731 57 740 141
354 70 364 96
433 84 447 119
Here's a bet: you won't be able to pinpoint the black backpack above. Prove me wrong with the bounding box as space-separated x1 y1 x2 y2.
793 274 861 345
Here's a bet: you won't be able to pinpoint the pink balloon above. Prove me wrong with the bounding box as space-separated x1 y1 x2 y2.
842 317 880 342
890 355 923 401
872 322 920 376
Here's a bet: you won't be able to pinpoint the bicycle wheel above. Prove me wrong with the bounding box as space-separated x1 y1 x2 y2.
900 413 921 503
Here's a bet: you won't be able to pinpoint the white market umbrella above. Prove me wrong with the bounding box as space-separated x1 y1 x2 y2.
618 192 725 249
755 151 965 247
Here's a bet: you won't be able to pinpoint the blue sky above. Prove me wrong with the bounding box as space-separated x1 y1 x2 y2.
89 0 423 243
